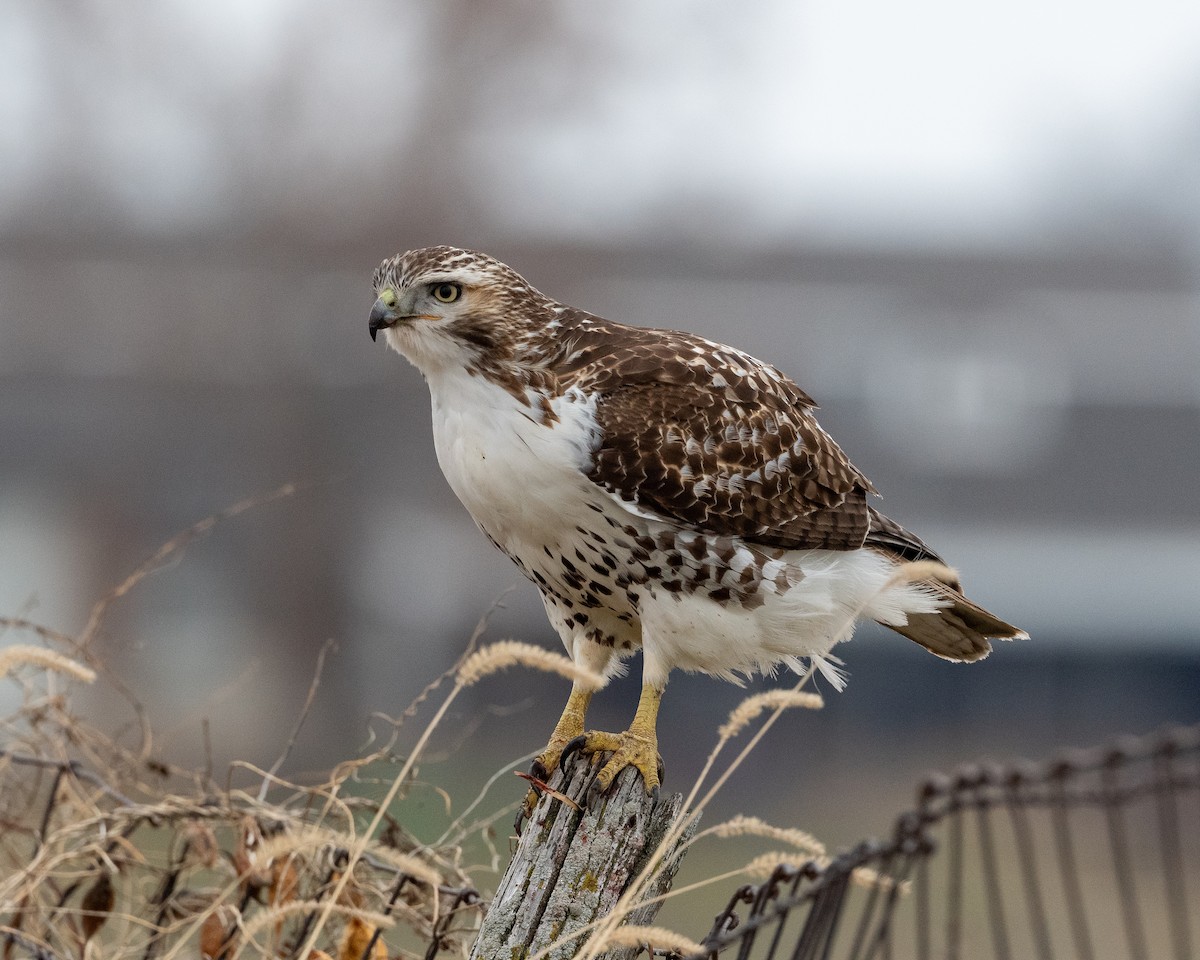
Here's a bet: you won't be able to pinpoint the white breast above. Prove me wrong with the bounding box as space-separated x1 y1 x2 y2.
425 370 603 554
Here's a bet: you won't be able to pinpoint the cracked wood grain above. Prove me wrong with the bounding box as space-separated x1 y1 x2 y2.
469 753 697 960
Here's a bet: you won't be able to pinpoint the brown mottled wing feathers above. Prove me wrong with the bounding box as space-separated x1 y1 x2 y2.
570 325 874 551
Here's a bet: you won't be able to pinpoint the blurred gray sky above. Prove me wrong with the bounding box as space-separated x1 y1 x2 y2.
2 0 1199 249
1 0 1199 810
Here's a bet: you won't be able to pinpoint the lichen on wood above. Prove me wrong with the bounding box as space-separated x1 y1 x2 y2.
469 753 697 960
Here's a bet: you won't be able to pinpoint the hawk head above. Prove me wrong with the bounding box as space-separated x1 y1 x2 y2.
369 246 556 374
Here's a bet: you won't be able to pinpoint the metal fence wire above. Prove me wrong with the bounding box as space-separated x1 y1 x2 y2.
685 722 1200 960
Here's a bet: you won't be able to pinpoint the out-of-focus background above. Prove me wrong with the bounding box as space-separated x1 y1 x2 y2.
2 0 1199 920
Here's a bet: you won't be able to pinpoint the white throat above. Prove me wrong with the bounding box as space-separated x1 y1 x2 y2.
384 323 472 377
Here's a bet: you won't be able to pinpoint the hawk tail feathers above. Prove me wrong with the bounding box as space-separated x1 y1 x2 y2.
885 584 1028 662
865 510 1026 661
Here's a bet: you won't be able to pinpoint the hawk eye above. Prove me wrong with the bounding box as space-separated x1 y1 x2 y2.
431 282 462 304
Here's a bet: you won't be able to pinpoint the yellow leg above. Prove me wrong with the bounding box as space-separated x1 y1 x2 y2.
518 684 595 832
533 684 594 777
517 683 665 832
576 683 664 795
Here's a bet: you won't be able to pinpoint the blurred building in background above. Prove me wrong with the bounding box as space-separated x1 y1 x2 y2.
1 0 1199 870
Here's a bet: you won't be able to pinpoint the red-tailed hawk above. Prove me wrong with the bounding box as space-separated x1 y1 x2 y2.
368 246 1025 818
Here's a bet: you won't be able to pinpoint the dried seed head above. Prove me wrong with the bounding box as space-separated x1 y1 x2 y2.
719 690 823 740
456 640 604 689
594 924 704 957
708 815 826 857
743 851 811 879
886 559 958 588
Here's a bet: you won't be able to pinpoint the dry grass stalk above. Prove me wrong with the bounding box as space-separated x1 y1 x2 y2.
354 844 444 889
743 850 818 879
239 900 394 941
743 850 908 894
593 924 704 956
705 815 826 857
257 825 443 889
718 690 824 740
0 643 96 683
455 640 604 689
290 638 606 952
849 865 909 893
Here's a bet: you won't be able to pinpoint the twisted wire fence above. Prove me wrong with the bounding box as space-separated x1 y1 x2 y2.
687 722 1200 960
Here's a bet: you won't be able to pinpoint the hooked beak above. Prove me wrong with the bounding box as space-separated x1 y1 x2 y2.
369 295 399 342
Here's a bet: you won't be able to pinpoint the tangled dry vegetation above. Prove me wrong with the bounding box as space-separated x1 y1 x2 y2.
0 489 926 960
0 488 493 960
0 635 489 960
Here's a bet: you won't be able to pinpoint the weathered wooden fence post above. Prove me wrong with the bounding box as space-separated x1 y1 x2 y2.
468 754 697 959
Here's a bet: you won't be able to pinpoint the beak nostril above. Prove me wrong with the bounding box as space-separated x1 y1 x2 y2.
369 298 398 341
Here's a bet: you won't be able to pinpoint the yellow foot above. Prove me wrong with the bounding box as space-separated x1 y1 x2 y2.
515 734 580 833
562 729 664 797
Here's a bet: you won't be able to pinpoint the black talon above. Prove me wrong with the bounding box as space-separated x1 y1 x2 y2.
530 758 549 782
650 785 660 803
656 755 666 785
561 734 589 766
515 785 542 835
